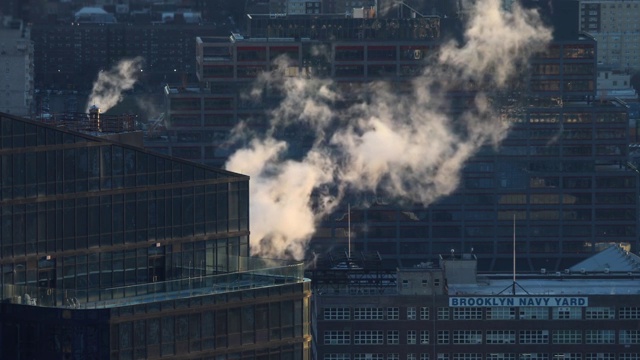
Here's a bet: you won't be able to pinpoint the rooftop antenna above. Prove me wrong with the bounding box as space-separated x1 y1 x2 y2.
498 213 530 295
348 203 351 259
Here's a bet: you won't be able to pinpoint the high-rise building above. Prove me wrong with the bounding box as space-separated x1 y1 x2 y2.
156 14 637 272
0 17 34 116
579 0 640 69
0 111 311 359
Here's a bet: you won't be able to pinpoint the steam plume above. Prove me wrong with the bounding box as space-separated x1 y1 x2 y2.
85 57 144 113
225 0 552 259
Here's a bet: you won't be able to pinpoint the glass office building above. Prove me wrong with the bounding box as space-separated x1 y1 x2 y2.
0 112 311 359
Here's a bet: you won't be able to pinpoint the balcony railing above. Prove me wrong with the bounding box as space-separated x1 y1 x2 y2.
2 257 305 310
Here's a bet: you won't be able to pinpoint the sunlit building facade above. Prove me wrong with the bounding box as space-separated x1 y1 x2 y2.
0 112 311 359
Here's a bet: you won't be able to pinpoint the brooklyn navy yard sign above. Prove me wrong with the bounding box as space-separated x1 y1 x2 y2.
449 297 588 307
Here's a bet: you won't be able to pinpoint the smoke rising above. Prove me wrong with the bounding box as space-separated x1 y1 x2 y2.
85 57 144 113
225 0 552 260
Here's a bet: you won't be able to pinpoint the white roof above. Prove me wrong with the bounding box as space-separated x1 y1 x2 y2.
75 7 109 16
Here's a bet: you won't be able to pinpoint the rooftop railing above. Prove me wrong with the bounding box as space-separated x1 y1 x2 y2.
2 257 305 310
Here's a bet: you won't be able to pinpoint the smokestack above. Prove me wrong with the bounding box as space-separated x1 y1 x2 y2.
89 105 101 131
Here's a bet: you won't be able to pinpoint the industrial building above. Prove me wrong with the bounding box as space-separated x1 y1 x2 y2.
0 111 311 359
310 245 640 360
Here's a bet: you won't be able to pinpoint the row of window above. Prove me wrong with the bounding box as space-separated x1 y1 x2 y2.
324 329 640 345
324 306 639 320
325 354 640 360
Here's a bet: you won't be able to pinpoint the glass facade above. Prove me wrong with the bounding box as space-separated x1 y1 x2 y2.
0 113 311 359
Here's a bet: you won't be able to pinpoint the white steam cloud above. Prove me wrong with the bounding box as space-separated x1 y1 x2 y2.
85 57 144 113
225 0 552 260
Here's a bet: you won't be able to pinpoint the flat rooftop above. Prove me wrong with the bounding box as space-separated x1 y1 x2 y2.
449 275 640 296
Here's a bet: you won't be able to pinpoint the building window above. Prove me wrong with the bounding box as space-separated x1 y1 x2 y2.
452 330 482 344
585 354 614 360
453 308 483 320
621 330 640 344
486 307 515 320
486 330 515 344
551 354 581 360
519 307 548 320
553 330 582 344
422 279 428 287
585 307 615 319
407 354 416 360
354 354 383 360
388 330 399 345
420 355 429 360
325 307 351 320
325 330 351 345
620 307 640 319
388 354 399 360
619 355 640 360
388 307 399 320
354 330 384 345
552 307 582 320
354 307 384 320
585 330 615 344
407 330 417 344
523 355 548 360
437 330 449 344
453 354 482 360
402 280 410 288
407 307 416 320
420 330 429 344
519 330 549 344
437 307 449 320
486 354 515 360
325 354 351 360
420 307 430 320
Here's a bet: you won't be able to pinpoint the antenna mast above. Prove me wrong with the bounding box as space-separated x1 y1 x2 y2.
513 214 516 295
348 203 351 258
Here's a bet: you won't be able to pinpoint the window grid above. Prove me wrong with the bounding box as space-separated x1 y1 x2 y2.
620 307 640 319
452 330 482 344
354 330 384 345
519 307 548 320
354 307 384 320
437 307 449 320
354 354 383 360
407 330 417 344
486 330 515 344
421 354 429 360
408 354 416 360
388 330 399 345
619 355 640 360
585 354 615 360
522 354 548 360
325 354 351 360
486 307 516 320
420 330 429 344
420 307 430 320
325 330 351 345
388 354 399 360
551 354 581 360
453 308 483 320
453 354 482 360
585 307 615 319
552 307 582 320
552 330 582 344
585 329 615 344
325 307 350 320
437 330 449 344
486 354 515 360
519 330 549 344
407 307 416 320
388 307 399 320
621 330 640 344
